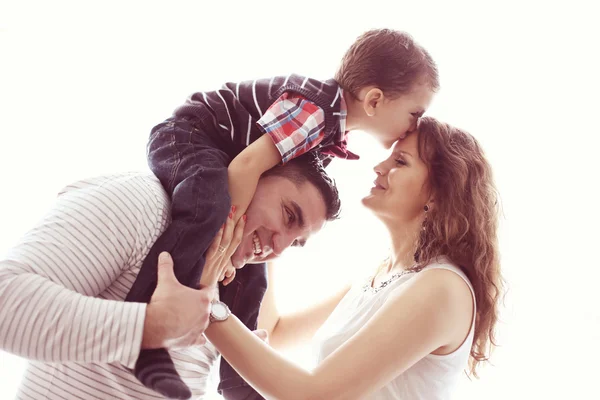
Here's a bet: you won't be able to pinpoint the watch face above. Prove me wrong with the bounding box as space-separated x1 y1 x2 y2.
211 302 229 320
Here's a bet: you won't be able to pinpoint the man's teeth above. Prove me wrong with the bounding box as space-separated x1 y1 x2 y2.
252 232 262 255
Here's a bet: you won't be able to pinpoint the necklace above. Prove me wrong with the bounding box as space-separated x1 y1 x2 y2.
362 269 416 294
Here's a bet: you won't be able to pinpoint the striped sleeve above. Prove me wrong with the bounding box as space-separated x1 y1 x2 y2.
257 92 326 163
0 174 166 369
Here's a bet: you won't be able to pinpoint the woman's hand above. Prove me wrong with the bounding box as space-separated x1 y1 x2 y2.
199 207 246 288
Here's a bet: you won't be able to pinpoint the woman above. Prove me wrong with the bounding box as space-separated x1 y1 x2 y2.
201 116 504 399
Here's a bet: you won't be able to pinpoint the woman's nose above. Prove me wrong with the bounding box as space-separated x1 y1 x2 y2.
373 162 386 175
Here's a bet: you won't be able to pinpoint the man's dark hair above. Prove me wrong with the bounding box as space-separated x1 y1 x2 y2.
262 152 341 221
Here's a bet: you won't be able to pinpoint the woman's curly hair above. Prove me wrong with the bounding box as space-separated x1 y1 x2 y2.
414 117 504 378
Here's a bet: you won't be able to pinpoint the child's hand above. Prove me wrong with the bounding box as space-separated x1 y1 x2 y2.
198 207 246 288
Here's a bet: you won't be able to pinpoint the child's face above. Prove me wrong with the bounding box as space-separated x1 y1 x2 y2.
361 83 434 149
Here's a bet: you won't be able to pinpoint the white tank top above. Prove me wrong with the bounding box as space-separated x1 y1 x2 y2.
313 260 476 399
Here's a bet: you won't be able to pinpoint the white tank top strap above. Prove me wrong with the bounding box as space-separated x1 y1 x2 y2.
421 259 475 303
421 259 477 358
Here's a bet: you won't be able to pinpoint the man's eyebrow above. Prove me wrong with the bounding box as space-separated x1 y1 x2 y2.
290 201 305 229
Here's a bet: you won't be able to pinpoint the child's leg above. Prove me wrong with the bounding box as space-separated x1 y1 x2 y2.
127 117 231 299
125 117 231 400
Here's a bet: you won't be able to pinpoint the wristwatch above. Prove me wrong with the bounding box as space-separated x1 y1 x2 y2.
209 300 231 323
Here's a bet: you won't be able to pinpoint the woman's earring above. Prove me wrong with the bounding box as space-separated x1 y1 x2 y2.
422 204 429 231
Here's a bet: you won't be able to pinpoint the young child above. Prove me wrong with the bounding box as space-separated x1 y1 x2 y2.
126 28 439 399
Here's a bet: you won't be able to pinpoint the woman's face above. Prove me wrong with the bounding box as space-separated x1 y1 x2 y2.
362 132 431 224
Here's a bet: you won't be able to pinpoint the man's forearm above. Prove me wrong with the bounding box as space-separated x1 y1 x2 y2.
0 265 146 367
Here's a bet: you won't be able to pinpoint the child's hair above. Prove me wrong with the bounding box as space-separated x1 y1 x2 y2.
335 29 439 99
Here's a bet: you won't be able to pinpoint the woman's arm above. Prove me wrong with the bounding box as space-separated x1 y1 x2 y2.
206 268 473 400
258 263 350 350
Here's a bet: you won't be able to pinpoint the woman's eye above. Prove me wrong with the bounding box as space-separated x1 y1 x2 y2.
395 159 407 166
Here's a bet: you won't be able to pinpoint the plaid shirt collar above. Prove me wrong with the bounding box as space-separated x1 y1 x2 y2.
319 88 360 161
339 88 348 135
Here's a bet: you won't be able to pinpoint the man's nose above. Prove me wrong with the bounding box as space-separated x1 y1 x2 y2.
272 233 296 257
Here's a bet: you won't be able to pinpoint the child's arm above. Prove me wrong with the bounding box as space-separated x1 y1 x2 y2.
229 92 327 221
228 134 282 220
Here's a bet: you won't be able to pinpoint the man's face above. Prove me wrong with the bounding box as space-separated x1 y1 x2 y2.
231 175 328 268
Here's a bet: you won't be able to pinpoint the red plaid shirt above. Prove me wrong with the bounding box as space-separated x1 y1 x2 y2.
257 91 356 164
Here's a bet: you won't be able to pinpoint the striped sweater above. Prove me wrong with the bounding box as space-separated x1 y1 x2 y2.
173 74 345 156
0 172 219 399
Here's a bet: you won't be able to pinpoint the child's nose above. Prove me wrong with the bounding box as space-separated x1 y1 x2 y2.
407 119 418 133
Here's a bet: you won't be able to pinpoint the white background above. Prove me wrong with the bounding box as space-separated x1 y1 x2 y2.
1 0 599 399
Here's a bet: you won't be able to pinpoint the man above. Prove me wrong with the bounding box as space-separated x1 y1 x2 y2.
0 152 340 400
